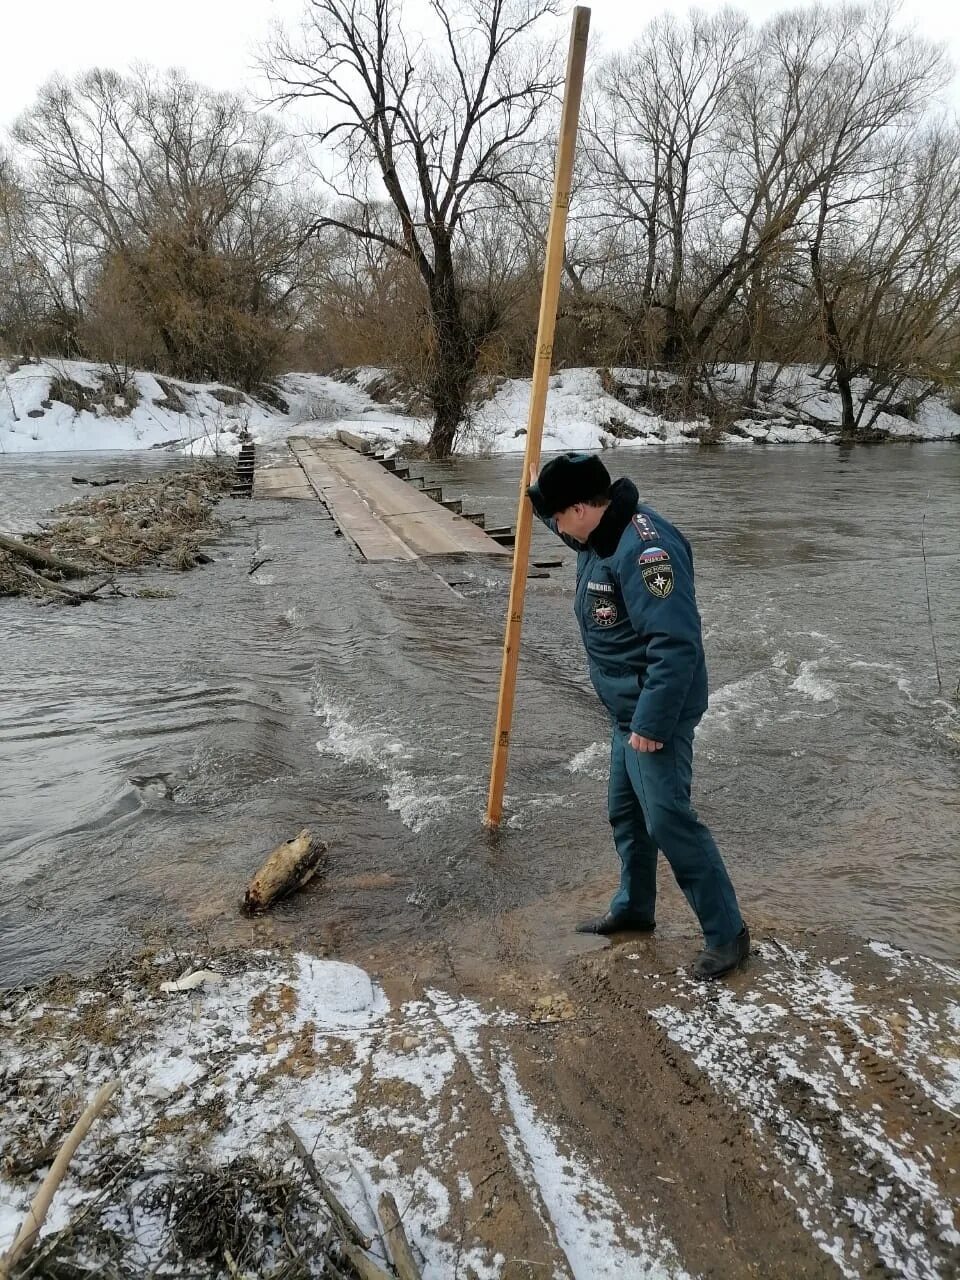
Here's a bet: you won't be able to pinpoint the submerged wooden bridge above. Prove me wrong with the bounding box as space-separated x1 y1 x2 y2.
251 432 513 563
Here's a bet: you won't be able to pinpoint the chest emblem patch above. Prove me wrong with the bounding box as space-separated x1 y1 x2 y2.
590 596 620 627
641 562 674 598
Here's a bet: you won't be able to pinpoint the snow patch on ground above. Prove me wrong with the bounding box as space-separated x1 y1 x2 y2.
498 1058 693 1279
0 951 688 1279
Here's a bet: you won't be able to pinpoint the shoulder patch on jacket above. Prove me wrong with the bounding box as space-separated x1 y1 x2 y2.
632 512 659 541
641 561 674 598
637 545 670 566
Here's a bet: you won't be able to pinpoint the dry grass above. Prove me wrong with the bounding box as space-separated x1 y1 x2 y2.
49 372 141 418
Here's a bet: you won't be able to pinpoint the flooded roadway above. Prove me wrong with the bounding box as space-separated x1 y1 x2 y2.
1 443 958 985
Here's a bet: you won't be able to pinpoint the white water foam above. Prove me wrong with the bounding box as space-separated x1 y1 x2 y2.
503 793 570 829
313 684 468 832
790 660 839 703
566 741 608 779
700 670 774 731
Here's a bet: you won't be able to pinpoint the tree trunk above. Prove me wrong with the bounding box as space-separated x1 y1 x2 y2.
745 359 761 408
833 351 856 439
427 249 478 459
809 191 856 439
810 238 856 439
654 302 686 368
743 261 765 408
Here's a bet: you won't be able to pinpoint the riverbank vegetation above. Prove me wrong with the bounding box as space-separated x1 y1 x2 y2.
3 1 960 455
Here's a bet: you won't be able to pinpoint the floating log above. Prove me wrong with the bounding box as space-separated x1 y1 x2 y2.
243 828 326 914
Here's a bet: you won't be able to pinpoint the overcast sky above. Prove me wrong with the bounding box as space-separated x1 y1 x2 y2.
1 0 958 129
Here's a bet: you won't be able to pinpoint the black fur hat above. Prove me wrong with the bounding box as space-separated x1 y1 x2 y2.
527 452 611 516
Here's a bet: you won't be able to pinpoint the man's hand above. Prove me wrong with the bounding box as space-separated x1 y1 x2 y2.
529 464 539 485
629 733 664 752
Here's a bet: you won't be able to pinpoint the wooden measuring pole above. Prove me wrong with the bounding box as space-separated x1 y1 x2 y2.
485 6 591 828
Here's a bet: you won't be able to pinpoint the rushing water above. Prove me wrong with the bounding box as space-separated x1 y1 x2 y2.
1 443 958 985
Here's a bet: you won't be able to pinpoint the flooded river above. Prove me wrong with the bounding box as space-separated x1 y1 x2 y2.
1 443 958 985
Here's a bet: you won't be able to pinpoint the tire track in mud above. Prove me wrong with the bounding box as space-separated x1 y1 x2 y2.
542 933 959 1279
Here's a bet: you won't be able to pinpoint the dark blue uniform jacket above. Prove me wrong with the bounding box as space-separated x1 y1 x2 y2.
530 476 708 742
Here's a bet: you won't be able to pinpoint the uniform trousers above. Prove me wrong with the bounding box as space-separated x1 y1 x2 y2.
607 719 743 948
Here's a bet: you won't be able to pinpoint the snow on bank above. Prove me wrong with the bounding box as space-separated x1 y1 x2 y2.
650 940 960 1279
0 357 274 453
0 950 688 1279
705 361 960 443
2 357 959 457
0 358 402 457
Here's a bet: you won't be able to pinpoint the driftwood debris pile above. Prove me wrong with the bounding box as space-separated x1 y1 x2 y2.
0 955 429 1280
1 461 233 603
2 1114 425 1279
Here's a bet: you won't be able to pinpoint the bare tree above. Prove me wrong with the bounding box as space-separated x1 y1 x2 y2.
265 0 562 456
13 67 312 385
806 124 960 434
796 3 948 435
0 153 89 354
0 156 35 349
577 9 753 366
572 1 949 426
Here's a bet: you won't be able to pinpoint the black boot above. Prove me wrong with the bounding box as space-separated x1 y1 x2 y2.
692 926 750 980
575 911 656 936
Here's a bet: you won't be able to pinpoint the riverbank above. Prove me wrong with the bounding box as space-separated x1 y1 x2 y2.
3 357 960 456
1 925 957 1278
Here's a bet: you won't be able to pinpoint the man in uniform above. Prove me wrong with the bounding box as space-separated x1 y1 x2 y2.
528 452 749 980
